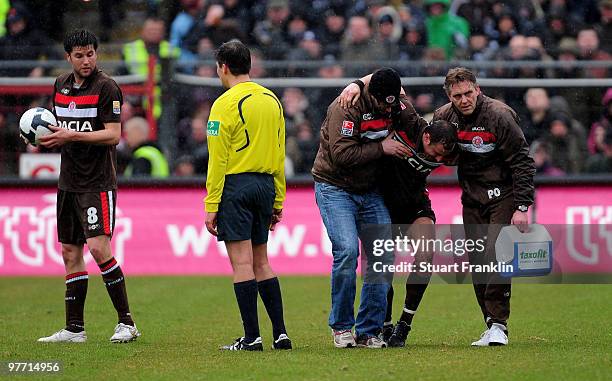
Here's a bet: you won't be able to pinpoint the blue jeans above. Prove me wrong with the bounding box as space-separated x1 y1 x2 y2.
315 181 391 338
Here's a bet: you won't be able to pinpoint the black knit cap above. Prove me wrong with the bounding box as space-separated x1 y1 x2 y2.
369 67 401 106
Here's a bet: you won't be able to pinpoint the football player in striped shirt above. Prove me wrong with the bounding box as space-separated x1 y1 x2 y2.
36 29 140 343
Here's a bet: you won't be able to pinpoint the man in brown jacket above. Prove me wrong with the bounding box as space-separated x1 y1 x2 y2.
433 67 535 346
312 68 410 348
339 67 535 347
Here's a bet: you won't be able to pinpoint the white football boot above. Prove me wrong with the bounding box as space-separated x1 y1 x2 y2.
110 323 141 343
471 323 508 346
471 328 491 346
487 323 508 346
38 329 87 343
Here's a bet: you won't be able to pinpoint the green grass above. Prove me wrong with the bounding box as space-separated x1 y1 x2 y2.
0 277 611 380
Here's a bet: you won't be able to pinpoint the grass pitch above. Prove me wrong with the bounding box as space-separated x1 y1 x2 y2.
0 276 610 380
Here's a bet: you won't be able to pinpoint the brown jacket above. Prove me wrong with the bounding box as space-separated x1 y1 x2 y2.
433 94 535 209
312 92 391 193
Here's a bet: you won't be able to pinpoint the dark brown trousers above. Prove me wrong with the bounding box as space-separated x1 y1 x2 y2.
462 196 514 327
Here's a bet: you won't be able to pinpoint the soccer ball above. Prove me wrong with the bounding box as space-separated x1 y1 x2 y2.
19 107 56 146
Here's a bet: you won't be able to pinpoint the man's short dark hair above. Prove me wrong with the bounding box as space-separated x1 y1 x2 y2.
425 120 457 151
444 67 477 94
216 39 251 76
64 29 98 53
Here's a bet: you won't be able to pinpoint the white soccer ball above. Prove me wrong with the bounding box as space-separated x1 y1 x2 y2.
19 107 56 146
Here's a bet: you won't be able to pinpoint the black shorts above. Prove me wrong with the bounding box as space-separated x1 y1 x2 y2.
217 173 275 244
386 189 436 224
57 189 116 245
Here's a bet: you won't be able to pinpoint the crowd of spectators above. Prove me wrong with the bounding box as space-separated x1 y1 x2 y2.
166 0 611 74
1 0 612 177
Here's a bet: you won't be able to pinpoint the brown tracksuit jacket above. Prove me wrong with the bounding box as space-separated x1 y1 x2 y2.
312 91 391 193
433 94 535 209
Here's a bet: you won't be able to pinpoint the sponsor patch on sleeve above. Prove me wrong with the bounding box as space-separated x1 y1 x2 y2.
207 120 220 136
341 120 354 136
112 101 121 115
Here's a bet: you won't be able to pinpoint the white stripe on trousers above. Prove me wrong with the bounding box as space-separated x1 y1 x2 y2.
107 191 114 232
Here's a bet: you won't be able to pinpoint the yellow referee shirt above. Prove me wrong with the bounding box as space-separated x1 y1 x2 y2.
205 81 286 212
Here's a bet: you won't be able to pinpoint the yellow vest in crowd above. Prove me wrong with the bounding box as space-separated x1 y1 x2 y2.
122 39 180 119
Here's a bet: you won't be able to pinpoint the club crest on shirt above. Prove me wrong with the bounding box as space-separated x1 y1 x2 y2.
341 120 354 136
112 101 121 115
207 120 220 136
68 101 76 111
472 135 484 147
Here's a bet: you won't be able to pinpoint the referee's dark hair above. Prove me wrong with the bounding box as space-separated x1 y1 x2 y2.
64 29 99 53
216 39 251 76
424 120 457 151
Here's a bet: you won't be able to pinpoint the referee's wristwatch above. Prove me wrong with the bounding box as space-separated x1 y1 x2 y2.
516 205 529 213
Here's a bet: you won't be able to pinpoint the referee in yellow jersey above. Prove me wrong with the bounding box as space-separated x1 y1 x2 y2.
204 40 291 351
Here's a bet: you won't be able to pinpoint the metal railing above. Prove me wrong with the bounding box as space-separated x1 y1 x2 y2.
173 74 612 88
1 58 612 71
2 73 611 89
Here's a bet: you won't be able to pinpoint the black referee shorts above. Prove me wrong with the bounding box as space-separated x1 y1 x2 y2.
217 173 275 244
